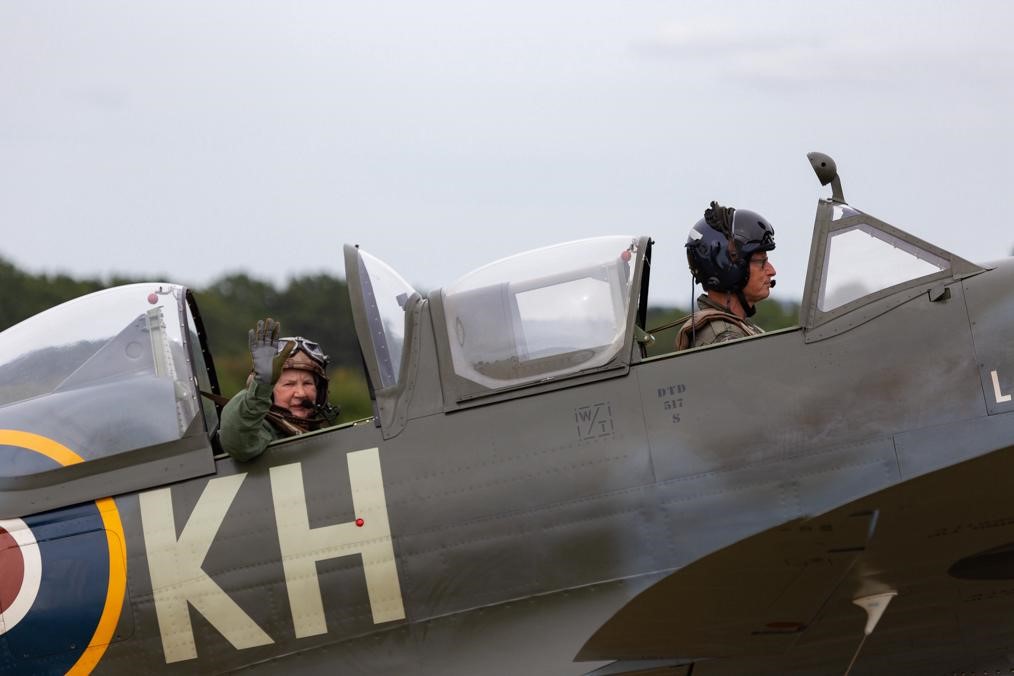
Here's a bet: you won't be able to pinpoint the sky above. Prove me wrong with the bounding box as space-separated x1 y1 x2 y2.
2 1 1012 308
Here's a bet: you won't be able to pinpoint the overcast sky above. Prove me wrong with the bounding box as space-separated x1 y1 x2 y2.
2 1 1012 308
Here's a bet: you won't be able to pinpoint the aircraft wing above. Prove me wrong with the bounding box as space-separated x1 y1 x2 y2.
579 443 1014 675
579 511 877 669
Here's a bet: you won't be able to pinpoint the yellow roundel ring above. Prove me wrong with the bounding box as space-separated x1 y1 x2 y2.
0 430 127 676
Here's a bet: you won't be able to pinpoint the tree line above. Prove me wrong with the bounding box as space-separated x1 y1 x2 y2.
0 256 800 422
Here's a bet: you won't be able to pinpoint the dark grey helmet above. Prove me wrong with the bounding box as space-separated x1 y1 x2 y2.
685 201 776 293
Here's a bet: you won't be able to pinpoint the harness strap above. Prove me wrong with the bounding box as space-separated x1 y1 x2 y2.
675 309 756 350
201 390 230 406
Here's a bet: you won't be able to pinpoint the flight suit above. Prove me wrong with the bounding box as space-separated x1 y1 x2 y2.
218 380 281 462
676 294 763 350
219 379 332 462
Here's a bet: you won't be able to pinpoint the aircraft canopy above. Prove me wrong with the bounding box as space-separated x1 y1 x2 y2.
0 284 213 476
441 236 638 389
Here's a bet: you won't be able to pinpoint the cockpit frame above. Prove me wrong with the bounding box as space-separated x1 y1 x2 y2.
800 199 986 342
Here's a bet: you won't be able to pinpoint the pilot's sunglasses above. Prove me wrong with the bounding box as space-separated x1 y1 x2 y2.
278 336 327 364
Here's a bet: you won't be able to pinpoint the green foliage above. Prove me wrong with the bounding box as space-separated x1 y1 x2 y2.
328 367 375 422
0 258 106 329
642 305 690 357
753 297 800 332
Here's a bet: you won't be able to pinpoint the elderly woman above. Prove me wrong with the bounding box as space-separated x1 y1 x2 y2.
219 318 339 461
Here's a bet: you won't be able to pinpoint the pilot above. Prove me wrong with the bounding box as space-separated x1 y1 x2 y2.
219 318 340 461
677 201 777 350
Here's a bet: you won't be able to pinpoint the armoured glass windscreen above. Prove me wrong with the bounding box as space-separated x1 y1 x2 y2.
356 250 417 389
442 236 637 390
0 284 200 477
819 224 948 311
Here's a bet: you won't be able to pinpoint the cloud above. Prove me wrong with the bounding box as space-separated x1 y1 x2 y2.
634 20 815 57
632 18 1014 93
66 86 131 111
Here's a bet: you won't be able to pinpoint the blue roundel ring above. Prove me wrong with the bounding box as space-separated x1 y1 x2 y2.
0 430 127 675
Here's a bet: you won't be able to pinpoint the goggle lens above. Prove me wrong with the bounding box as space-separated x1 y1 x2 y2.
277 336 327 365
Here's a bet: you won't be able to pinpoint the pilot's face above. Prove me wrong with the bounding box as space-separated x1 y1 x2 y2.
744 252 776 305
273 369 318 419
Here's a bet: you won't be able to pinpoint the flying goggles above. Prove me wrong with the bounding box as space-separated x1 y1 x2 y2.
277 336 329 369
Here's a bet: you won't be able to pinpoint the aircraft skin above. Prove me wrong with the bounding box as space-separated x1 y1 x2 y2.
3 154 1014 675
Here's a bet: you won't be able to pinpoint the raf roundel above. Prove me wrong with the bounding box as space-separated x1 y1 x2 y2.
0 430 127 675
0 518 42 634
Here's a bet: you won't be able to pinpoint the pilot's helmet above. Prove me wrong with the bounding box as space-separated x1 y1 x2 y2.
277 336 330 406
685 201 775 293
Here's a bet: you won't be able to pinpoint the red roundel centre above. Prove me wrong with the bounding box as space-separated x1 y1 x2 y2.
0 526 26 611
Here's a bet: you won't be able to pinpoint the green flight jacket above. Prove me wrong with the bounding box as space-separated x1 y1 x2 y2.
219 380 279 462
676 294 763 350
